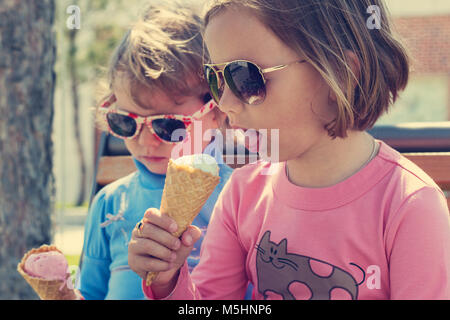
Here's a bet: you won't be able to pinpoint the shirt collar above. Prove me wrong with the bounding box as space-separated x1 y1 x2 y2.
133 158 166 190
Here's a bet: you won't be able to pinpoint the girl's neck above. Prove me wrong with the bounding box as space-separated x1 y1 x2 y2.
286 131 377 188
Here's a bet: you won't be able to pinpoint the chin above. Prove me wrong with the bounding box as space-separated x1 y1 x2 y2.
145 161 169 175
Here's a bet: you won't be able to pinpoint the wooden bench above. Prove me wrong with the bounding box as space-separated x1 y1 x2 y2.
91 123 450 210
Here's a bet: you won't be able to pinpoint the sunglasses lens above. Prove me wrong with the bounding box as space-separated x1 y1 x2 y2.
224 61 266 105
106 113 137 137
152 118 187 142
204 66 222 103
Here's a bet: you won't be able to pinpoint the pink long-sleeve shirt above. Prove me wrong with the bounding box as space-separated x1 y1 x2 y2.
143 140 450 300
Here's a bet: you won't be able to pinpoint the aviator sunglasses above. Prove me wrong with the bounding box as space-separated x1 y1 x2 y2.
99 95 216 144
204 59 306 105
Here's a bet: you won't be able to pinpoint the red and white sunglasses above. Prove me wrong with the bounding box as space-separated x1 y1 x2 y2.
99 95 216 144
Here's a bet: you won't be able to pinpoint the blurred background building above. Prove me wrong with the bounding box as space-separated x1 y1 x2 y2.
377 0 450 124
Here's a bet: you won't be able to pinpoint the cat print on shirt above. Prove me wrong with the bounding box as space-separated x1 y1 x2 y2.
255 230 365 300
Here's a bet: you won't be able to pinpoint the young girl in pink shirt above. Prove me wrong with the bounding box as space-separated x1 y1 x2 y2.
128 0 450 300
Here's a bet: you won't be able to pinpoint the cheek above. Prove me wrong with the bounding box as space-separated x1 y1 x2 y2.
300 69 337 123
259 106 328 161
279 66 335 122
250 69 335 159
124 139 139 157
183 125 203 154
124 137 174 157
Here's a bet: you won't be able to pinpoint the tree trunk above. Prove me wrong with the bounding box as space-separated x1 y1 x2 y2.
0 0 56 299
67 26 86 206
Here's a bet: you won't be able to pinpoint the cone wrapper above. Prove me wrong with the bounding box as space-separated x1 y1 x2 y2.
145 159 220 286
17 245 78 300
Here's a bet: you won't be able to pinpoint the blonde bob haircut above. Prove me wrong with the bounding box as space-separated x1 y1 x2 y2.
204 0 410 138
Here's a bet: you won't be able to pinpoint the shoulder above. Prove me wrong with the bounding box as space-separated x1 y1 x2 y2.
375 141 448 221
376 141 443 196
221 160 275 198
378 143 450 258
90 171 140 208
85 171 146 230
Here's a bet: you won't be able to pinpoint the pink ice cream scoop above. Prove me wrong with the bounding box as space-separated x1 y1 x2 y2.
23 251 68 280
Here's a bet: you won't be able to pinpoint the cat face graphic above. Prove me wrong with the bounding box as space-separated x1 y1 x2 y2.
256 233 298 271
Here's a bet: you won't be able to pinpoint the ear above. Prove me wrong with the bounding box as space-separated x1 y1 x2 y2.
210 108 219 126
345 49 361 85
328 50 361 103
203 107 220 130
278 238 288 253
201 111 221 148
260 230 271 244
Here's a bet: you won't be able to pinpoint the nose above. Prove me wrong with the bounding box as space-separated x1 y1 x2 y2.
136 124 162 147
217 86 244 121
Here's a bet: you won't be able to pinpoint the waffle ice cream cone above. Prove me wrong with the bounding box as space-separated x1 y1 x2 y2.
146 155 220 286
17 245 77 300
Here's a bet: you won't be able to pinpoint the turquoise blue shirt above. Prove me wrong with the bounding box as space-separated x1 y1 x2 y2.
79 152 233 300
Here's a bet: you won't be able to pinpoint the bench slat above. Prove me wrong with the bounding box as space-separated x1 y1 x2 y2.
97 156 136 186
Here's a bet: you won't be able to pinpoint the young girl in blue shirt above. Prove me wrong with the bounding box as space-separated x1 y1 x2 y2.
79 1 235 300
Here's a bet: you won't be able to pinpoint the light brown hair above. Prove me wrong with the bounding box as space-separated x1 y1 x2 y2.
98 0 210 117
204 0 410 138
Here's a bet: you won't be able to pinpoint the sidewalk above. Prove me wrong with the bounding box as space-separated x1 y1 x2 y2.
53 206 87 256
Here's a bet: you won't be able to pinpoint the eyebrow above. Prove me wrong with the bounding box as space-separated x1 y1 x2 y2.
113 101 154 116
123 85 205 114
133 97 156 111
137 98 178 112
115 101 187 117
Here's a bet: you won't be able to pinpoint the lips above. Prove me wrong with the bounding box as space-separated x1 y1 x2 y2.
140 156 167 163
231 126 261 154
222 117 263 153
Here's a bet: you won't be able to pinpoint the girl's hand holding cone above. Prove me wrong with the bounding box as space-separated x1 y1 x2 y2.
128 208 202 297
128 155 220 297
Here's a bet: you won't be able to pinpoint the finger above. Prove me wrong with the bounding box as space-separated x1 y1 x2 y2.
166 226 202 266
131 236 177 263
131 224 145 241
180 225 202 247
128 240 149 279
143 208 178 234
134 220 144 237
139 222 181 251
132 254 172 275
